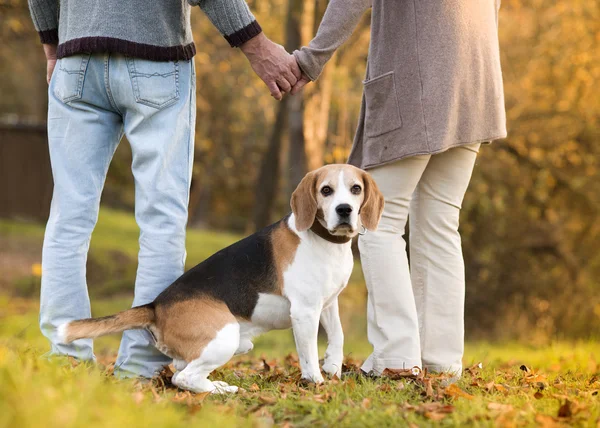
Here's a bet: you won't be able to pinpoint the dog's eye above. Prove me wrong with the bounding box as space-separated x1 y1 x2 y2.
351 185 362 195
321 186 333 196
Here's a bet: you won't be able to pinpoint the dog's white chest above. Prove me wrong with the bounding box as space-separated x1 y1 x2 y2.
247 235 353 333
282 234 353 307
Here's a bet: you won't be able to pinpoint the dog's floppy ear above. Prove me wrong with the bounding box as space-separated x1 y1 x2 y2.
291 171 318 232
360 171 384 231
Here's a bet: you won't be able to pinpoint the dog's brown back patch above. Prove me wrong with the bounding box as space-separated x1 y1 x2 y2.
154 297 236 361
270 219 300 295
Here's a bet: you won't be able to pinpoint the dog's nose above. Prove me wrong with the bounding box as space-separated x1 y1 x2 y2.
336 204 353 217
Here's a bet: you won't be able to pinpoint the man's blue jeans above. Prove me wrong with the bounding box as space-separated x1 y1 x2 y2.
41 53 196 378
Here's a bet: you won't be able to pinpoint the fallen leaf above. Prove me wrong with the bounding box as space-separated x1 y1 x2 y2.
465 362 483 374
423 378 434 398
487 402 514 413
534 391 544 400
361 398 371 409
417 403 455 414
535 414 559 428
195 391 210 403
312 394 326 403
377 384 392 392
262 359 271 372
259 395 277 405
484 381 508 393
249 383 260 392
424 411 447 421
382 367 422 380
558 400 572 418
445 383 474 400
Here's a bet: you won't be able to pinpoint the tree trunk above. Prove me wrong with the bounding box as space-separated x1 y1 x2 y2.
253 97 289 229
285 0 308 197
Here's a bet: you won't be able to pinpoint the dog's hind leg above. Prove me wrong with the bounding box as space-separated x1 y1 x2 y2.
171 359 188 385
171 323 240 394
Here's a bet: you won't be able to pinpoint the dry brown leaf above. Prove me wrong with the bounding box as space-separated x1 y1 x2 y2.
259 395 277 405
361 398 372 409
416 403 455 414
187 404 202 415
445 383 475 400
424 411 447 421
465 362 483 375
249 383 260 392
487 402 514 413
534 391 544 400
377 384 392 392
483 381 509 394
195 391 210 403
382 367 422 380
423 378 434 398
557 400 572 418
535 414 560 428
312 394 327 404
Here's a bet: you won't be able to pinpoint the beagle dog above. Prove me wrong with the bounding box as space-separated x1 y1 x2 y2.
58 164 384 394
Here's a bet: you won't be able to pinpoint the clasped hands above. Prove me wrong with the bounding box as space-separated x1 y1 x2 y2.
241 33 310 100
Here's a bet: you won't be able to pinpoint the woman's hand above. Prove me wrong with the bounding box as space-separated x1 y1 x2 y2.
291 64 311 95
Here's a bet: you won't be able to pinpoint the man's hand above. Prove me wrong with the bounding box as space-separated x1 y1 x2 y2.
240 33 301 101
43 44 58 84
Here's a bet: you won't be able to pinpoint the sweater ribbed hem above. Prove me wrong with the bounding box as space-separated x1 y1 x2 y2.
224 20 262 48
56 37 196 61
39 29 59 44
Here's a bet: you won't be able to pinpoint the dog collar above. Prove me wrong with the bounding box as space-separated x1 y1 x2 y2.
310 220 353 244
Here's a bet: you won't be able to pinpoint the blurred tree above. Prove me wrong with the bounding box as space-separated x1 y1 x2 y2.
462 0 600 341
1 0 598 340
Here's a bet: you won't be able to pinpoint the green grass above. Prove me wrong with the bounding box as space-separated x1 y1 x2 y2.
0 208 241 268
1 210 599 427
1 296 599 427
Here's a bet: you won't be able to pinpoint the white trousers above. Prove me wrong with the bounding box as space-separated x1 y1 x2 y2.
359 144 480 375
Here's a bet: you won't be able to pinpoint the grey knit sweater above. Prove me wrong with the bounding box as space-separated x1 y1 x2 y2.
28 0 262 61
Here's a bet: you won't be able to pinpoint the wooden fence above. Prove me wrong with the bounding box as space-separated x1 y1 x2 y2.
0 122 52 223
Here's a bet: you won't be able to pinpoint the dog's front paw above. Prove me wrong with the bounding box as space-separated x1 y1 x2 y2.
322 360 342 378
301 371 325 384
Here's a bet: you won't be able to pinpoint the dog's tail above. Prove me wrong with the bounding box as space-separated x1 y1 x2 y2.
57 304 155 344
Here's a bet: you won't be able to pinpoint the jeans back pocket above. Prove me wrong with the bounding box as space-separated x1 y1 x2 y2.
126 58 180 110
363 71 403 138
53 54 91 103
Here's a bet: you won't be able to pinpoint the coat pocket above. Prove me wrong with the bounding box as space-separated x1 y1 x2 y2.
53 54 91 103
363 71 402 138
126 57 180 110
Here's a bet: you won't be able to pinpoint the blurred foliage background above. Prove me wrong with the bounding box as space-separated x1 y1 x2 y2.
0 0 599 342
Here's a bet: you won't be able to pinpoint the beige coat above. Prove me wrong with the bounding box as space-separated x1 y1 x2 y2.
294 0 507 169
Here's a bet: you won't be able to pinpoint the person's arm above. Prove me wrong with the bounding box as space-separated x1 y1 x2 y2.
28 0 59 84
291 0 371 94
193 0 261 48
192 0 301 100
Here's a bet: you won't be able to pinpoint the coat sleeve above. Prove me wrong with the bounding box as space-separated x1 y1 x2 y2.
293 0 372 81
191 0 263 47
28 0 59 44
